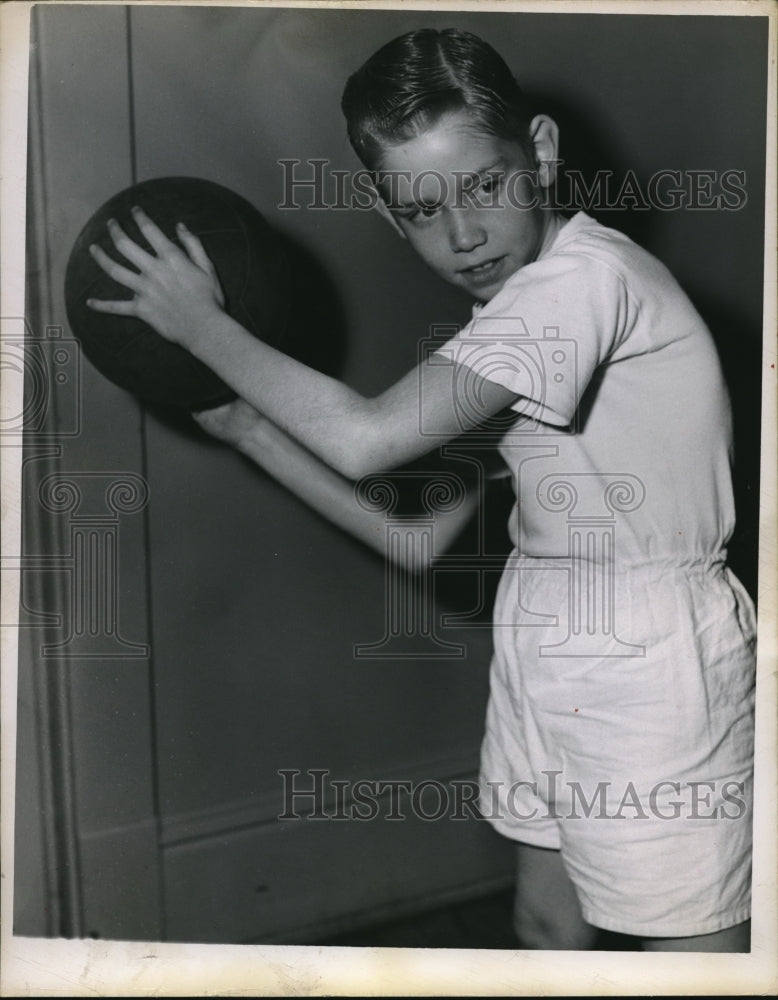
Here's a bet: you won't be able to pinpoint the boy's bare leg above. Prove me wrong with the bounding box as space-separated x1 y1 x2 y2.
513 843 599 950
641 920 750 952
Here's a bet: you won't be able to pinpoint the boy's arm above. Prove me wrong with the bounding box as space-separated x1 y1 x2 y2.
88 212 519 479
194 399 481 573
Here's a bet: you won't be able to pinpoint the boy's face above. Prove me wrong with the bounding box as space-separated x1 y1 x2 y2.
374 110 560 303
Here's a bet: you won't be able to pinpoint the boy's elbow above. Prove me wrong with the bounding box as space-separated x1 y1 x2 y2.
336 445 379 482
383 538 433 576
334 407 389 480
405 548 435 575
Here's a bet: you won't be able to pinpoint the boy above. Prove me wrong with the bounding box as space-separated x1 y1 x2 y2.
87 28 755 951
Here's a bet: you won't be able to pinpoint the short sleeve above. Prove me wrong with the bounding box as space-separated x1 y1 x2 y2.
434 252 632 428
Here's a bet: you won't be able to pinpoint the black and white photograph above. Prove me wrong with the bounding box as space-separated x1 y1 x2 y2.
1 0 776 994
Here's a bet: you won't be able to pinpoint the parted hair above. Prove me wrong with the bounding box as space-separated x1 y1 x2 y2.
341 28 535 170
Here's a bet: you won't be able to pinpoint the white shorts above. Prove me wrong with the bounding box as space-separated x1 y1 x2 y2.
479 556 756 938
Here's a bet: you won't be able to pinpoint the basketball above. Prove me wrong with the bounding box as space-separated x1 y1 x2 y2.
64 176 291 410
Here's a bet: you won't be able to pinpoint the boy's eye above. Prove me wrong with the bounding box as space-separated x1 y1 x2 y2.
398 203 440 224
479 173 502 196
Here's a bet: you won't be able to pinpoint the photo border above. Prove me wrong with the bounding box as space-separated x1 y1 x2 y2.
1 1 775 995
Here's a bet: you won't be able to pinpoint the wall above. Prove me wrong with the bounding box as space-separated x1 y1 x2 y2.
14 4 161 939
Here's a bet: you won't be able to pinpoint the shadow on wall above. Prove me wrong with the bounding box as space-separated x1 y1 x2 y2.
692 295 762 601
276 227 351 378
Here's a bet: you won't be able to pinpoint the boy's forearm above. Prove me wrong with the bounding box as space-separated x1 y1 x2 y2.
234 414 479 571
189 310 377 478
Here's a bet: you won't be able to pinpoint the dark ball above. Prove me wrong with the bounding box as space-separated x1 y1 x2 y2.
64 176 291 410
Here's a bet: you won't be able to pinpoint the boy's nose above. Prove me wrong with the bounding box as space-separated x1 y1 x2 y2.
447 208 487 253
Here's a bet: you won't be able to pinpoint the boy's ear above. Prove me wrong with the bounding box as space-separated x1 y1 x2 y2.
529 114 560 188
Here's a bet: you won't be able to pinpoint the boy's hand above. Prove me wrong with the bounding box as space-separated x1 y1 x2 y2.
191 397 265 449
86 207 225 349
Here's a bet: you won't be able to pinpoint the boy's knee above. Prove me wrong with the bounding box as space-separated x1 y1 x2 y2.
513 843 599 950
513 896 599 951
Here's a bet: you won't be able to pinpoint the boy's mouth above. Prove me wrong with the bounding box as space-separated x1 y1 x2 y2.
459 256 506 283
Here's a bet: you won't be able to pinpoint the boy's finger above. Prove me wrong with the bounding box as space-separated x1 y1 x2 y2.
107 218 156 270
89 244 143 291
85 296 137 316
176 223 216 274
130 205 178 257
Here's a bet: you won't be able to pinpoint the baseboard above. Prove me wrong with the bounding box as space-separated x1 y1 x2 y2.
160 747 483 846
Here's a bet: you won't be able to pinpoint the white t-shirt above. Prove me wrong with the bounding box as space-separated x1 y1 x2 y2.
435 211 735 566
